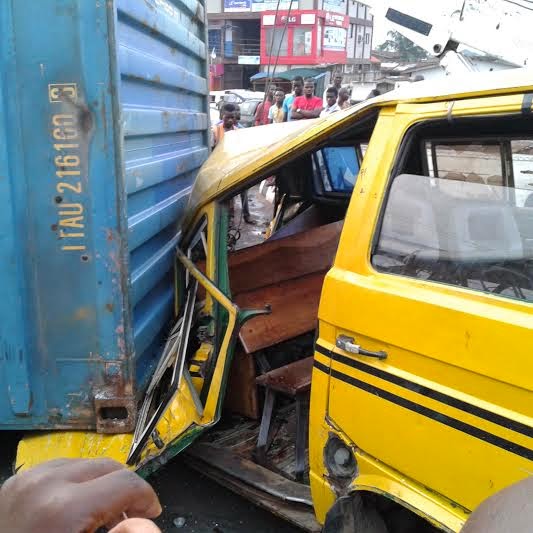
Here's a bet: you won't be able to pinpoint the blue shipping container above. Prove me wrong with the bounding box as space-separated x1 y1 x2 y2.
0 0 209 432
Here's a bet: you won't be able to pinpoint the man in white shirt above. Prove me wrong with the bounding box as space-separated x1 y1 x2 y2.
323 72 343 106
320 87 340 117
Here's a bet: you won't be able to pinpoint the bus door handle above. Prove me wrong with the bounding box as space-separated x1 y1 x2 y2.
336 335 387 360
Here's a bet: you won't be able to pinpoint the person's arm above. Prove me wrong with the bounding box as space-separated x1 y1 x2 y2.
291 99 304 120
268 105 274 124
254 103 263 126
282 100 289 121
298 105 323 119
211 126 217 148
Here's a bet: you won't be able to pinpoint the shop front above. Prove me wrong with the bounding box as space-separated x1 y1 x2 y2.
260 10 348 66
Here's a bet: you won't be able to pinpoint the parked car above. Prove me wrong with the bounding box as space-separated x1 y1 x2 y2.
237 98 263 127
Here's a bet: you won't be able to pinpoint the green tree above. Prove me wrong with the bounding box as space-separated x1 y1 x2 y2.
376 31 429 62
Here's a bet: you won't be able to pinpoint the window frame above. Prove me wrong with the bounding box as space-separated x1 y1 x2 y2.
370 114 533 304
311 142 363 202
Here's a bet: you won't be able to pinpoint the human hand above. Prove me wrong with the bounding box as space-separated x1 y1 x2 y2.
0 458 162 533
461 476 533 533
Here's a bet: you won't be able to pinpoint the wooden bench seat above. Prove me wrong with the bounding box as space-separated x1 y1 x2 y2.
255 356 314 480
224 221 342 419
255 356 313 396
234 272 324 354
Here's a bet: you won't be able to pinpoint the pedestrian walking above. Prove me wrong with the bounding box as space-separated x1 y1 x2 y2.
283 76 303 121
269 90 285 124
291 78 323 120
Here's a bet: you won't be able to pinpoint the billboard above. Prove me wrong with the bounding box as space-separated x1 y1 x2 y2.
224 0 251 12
322 0 345 13
323 26 347 50
252 0 297 11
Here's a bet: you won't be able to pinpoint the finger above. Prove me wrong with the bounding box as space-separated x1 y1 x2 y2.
1 459 78 495
74 469 162 529
52 458 125 483
109 518 162 533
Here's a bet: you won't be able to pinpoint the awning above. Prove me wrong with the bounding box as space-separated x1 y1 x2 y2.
250 68 326 82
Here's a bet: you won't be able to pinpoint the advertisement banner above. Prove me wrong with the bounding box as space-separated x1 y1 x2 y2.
252 0 297 12
323 26 347 50
238 55 261 64
324 11 347 27
224 0 251 12
322 0 344 14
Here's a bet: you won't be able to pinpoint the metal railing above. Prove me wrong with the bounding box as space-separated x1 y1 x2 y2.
223 38 261 58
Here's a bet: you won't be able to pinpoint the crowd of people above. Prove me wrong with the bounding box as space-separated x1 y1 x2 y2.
211 72 362 150
209 73 369 226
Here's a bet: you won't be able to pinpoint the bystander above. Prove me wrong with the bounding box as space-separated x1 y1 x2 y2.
212 103 236 148
338 87 351 110
269 90 285 124
291 79 323 120
323 72 343 106
320 87 340 117
255 84 276 126
283 76 303 122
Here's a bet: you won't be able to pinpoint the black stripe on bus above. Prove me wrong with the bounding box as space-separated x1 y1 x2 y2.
314 343 533 439
313 359 533 461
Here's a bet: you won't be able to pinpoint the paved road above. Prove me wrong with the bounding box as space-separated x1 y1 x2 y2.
151 458 301 533
0 432 300 533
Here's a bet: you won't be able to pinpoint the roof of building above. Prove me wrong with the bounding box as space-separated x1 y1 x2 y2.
184 68 533 228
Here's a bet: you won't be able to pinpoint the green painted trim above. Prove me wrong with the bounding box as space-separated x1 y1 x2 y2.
137 425 204 479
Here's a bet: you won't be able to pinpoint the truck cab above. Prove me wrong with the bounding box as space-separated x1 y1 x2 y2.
18 69 533 532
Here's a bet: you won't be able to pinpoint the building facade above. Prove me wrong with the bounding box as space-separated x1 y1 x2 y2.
207 0 373 89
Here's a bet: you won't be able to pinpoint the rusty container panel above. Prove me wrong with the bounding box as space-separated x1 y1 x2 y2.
0 0 208 431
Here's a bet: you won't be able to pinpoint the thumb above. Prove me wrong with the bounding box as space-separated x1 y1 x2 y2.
109 518 162 533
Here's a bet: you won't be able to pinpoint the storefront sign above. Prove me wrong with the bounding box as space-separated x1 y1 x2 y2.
252 0 298 12
275 13 299 24
323 25 347 50
224 0 251 12
238 55 261 64
324 11 347 27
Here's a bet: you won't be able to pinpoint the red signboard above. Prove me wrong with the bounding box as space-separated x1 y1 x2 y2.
275 13 300 25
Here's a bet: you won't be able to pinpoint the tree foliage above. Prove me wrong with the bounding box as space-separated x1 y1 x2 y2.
376 31 429 62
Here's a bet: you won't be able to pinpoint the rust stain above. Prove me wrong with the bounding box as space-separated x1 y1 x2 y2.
105 303 114 313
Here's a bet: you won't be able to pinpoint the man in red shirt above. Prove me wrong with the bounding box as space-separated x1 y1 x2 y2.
291 78 323 120
254 84 276 126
